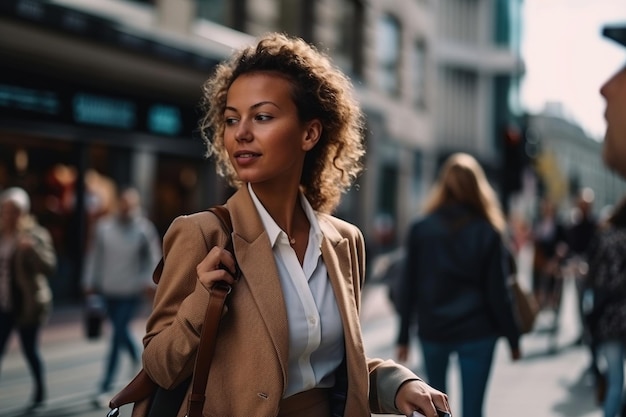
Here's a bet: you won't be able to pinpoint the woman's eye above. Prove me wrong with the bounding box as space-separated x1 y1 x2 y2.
224 117 238 125
256 114 273 122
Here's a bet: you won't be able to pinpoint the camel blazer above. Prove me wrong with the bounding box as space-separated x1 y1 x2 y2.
136 187 417 417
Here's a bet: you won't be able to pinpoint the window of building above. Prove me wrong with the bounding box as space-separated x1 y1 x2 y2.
376 13 402 95
196 0 246 31
278 0 313 41
494 0 522 49
197 0 228 24
378 163 398 216
337 0 365 79
411 40 427 108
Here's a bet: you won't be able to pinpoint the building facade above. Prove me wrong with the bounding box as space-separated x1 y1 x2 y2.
0 0 253 299
523 112 626 221
433 0 524 199
0 0 523 300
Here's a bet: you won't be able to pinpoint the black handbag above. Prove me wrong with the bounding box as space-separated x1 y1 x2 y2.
107 206 237 417
84 294 106 340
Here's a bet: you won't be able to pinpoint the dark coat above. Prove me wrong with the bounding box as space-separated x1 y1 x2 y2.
397 204 520 350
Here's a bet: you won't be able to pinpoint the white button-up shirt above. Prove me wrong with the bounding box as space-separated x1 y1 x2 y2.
248 184 345 398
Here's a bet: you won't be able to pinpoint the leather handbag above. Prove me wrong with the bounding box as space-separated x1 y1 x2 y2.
509 278 539 334
107 206 237 417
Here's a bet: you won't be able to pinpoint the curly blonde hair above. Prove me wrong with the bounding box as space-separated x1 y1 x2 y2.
423 153 506 233
199 32 365 213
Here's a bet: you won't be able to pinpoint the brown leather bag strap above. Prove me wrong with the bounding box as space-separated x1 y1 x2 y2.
187 205 235 417
186 283 230 416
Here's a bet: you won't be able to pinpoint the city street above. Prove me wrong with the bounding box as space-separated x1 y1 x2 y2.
1 275 601 417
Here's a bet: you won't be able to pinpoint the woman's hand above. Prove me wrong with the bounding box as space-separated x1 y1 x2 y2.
395 379 451 417
196 246 238 290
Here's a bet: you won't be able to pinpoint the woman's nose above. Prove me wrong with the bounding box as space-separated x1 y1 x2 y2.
234 119 252 142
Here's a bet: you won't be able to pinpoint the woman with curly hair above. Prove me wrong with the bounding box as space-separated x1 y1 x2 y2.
138 33 449 417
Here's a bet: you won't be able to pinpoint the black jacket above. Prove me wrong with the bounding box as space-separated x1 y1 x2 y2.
396 204 520 350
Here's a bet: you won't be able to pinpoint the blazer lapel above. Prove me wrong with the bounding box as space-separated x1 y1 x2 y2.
319 217 369 413
226 189 290 383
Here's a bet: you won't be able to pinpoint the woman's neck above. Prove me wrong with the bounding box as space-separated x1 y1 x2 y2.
249 183 306 240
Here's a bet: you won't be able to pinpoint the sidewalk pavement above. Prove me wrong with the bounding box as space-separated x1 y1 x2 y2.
1 278 603 417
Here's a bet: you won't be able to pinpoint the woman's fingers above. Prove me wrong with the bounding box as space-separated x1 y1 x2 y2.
396 380 451 417
196 246 238 288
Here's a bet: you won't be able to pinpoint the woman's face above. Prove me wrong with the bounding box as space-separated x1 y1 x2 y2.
223 72 320 188
601 64 626 178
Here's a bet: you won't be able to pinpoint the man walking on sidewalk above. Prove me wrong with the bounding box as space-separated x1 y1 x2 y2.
82 186 161 407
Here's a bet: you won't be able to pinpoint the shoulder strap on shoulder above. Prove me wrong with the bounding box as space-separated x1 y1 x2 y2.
206 205 240 280
207 205 233 250
152 205 235 286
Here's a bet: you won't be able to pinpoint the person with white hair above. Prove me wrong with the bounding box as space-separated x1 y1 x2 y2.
0 186 57 410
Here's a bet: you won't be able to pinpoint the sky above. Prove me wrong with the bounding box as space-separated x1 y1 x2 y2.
520 0 626 141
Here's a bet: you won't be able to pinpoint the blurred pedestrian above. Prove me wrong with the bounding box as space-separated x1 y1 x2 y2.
584 22 626 417
0 187 57 410
566 188 597 259
531 197 568 312
565 188 601 384
137 32 450 417
82 185 161 406
396 153 521 417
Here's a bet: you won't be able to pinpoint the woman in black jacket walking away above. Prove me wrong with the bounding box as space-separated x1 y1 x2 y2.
396 153 521 417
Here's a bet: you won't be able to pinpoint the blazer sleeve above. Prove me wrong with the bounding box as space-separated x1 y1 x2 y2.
351 223 422 414
368 358 420 413
141 213 229 389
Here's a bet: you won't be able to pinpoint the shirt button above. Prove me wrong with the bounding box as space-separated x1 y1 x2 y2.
308 316 317 325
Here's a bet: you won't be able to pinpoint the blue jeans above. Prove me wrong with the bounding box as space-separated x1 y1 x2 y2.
100 295 141 392
599 340 625 417
420 336 498 417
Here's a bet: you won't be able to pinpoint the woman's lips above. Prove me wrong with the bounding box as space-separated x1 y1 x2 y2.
234 151 260 165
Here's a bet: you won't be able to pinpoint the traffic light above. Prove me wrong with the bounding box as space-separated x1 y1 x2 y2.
503 124 524 193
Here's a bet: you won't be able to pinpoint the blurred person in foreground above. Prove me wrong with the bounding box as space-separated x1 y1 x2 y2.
584 23 626 417
137 32 450 417
82 186 161 406
396 153 521 417
0 187 56 410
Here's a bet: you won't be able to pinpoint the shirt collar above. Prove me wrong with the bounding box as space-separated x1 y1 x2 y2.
247 183 323 248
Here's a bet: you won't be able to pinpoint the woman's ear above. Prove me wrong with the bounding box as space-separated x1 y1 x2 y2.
302 119 322 151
